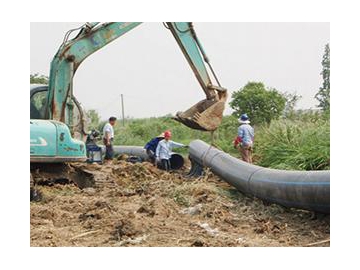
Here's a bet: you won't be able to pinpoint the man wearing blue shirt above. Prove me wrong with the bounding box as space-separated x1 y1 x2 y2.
155 130 186 171
235 114 254 163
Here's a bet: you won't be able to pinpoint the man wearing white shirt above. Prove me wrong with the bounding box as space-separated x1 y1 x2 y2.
103 116 117 161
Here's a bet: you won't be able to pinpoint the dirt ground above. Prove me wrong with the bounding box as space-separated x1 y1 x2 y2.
30 159 330 247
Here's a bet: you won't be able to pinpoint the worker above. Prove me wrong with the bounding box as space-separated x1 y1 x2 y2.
144 132 165 165
234 113 254 163
103 116 117 161
155 130 187 171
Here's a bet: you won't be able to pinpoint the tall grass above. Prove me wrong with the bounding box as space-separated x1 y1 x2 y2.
102 114 329 171
254 119 330 170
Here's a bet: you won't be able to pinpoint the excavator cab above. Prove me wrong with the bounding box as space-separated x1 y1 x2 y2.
174 89 227 131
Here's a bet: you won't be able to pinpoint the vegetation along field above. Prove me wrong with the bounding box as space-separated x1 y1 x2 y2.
86 112 329 171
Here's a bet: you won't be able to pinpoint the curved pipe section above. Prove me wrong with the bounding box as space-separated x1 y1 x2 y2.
189 140 330 213
101 145 149 160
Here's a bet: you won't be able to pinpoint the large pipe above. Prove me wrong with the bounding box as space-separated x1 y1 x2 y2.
101 145 149 160
104 145 185 169
189 140 330 213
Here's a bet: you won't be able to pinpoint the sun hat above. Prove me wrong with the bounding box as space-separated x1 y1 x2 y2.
238 113 250 124
157 132 165 138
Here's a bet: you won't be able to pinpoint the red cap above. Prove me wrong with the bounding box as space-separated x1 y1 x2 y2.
164 130 172 138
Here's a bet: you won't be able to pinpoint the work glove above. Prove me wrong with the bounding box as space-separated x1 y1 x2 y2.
233 136 242 149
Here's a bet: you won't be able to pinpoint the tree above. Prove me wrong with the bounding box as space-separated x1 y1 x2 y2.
283 91 302 118
230 82 286 125
86 109 101 130
315 44 330 112
30 73 49 84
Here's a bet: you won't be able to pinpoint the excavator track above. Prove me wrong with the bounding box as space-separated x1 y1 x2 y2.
30 163 96 198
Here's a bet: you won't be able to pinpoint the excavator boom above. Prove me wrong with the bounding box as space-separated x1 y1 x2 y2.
46 22 227 134
46 22 142 123
165 22 227 131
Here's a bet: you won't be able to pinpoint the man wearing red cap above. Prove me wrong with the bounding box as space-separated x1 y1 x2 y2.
155 130 187 171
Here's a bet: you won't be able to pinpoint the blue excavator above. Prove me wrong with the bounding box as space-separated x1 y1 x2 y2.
30 22 227 163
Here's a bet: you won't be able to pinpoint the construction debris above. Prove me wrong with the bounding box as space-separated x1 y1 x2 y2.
197 222 219 236
30 159 330 247
179 204 202 215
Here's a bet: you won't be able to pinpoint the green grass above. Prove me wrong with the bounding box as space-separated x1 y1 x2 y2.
103 114 329 171
254 119 330 170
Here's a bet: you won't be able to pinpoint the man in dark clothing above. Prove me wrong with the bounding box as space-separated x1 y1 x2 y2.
144 132 165 164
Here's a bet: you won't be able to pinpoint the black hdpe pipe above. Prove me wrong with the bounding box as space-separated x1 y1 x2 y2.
189 140 330 213
101 145 148 160
169 154 185 169
107 146 184 170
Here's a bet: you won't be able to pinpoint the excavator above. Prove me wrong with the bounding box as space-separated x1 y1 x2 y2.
30 22 227 163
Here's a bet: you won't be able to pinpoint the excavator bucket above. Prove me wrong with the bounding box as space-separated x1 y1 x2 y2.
174 92 227 131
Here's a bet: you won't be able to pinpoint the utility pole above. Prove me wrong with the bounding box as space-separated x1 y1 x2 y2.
121 94 125 126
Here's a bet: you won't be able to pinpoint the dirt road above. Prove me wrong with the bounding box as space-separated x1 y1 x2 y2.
30 160 330 247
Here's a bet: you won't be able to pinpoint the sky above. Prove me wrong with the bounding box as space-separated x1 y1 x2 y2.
30 22 329 120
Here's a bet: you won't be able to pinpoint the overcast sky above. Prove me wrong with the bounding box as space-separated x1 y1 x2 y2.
30 22 329 120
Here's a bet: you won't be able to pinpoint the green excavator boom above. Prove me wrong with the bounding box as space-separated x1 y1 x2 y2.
30 22 227 163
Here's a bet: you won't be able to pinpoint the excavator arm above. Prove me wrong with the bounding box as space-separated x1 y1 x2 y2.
46 22 142 124
165 22 227 130
46 22 227 134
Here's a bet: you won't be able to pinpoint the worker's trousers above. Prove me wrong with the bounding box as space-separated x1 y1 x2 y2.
240 143 253 164
160 159 171 171
104 138 114 160
146 149 156 164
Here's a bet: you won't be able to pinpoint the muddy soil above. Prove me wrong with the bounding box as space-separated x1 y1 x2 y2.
30 160 330 247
